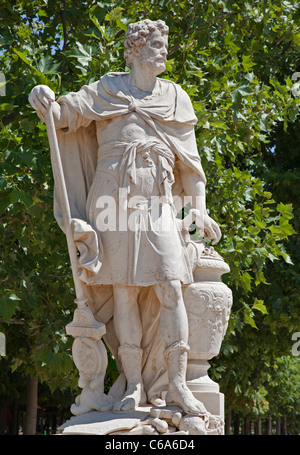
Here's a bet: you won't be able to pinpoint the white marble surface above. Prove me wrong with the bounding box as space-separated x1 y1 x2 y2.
59 407 152 435
59 404 223 435
29 20 231 430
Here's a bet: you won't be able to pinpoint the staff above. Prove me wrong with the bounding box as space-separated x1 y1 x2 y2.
46 103 86 305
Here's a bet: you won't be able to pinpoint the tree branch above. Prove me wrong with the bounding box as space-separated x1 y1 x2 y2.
60 1 69 51
0 317 26 325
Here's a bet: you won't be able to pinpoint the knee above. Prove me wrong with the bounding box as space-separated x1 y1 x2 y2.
163 280 183 298
156 280 183 309
114 285 138 304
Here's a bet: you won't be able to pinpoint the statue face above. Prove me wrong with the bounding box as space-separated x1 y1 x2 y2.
137 29 168 76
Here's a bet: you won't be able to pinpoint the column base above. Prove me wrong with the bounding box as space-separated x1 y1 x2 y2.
188 382 225 434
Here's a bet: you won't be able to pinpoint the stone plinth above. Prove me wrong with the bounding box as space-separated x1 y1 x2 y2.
59 405 224 435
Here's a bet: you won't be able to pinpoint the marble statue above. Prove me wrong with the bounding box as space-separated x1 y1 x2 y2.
29 19 232 435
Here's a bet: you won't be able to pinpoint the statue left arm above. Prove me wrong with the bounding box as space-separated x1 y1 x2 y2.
177 160 221 244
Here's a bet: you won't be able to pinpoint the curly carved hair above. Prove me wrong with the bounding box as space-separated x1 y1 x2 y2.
124 19 169 67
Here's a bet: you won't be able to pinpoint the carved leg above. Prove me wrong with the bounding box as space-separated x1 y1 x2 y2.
164 342 207 415
112 285 146 411
155 280 207 416
113 344 146 412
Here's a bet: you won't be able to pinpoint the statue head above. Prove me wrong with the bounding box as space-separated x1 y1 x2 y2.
124 19 169 75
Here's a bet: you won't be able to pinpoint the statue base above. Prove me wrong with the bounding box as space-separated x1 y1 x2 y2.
187 376 224 423
58 404 224 436
188 388 224 423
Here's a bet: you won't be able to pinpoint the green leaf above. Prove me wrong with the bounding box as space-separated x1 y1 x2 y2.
20 192 34 209
13 48 33 67
210 121 229 130
276 202 294 220
292 32 300 48
279 218 296 236
0 103 16 112
248 225 261 236
69 42 93 67
244 311 258 329
165 58 175 72
9 293 21 301
240 272 253 292
252 299 268 314
0 295 20 323
255 270 269 286
237 84 252 96
36 55 60 74
0 197 11 214
242 55 256 72
259 113 268 131
280 251 294 265
9 189 21 204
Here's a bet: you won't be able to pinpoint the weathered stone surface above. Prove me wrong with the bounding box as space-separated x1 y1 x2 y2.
59 405 223 435
30 18 231 433
59 407 151 435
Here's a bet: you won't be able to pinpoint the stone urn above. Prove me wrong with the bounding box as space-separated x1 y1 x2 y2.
183 241 232 417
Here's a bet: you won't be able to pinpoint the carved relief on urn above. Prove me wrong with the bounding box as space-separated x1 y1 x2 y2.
183 241 233 394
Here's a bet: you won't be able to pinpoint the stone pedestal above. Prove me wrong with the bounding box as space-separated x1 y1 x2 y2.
59 404 224 435
66 300 114 415
192 391 224 420
61 243 232 435
183 241 233 432
186 360 224 420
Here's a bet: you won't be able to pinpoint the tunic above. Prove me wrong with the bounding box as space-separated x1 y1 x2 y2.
54 72 206 286
86 139 193 285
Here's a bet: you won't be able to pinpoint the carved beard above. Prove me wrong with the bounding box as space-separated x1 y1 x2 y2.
140 55 166 73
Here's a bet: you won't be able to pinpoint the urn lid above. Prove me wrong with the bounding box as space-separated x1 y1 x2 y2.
190 240 230 275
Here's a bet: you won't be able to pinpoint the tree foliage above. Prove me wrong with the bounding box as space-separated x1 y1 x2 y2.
0 0 299 430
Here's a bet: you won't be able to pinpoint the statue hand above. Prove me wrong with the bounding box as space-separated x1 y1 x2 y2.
28 85 55 120
190 209 221 245
203 213 221 245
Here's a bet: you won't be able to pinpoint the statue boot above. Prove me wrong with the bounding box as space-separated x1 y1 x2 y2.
164 340 207 416
113 343 147 411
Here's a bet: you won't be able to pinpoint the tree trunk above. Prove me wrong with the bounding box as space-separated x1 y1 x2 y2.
244 417 251 435
276 416 281 435
256 416 262 435
23 375 38 435
10 401 19 435
0 400 7 435
282 415 288 435
52 413 57 434
267 414 272 435
234 416 240 435
225 408 232 435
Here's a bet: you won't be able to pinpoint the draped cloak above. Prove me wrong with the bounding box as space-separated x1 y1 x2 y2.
53 72 206 402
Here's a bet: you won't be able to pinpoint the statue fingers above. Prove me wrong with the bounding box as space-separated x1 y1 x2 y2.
203 226 215 240
29 93 48 116
211 223 222 244
213 223 222 243
40 85 55 102
29 85 55 109
41 95 51 108
36 109 46 123
204 221 221 244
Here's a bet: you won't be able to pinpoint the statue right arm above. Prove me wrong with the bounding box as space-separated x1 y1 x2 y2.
28 85 68 128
